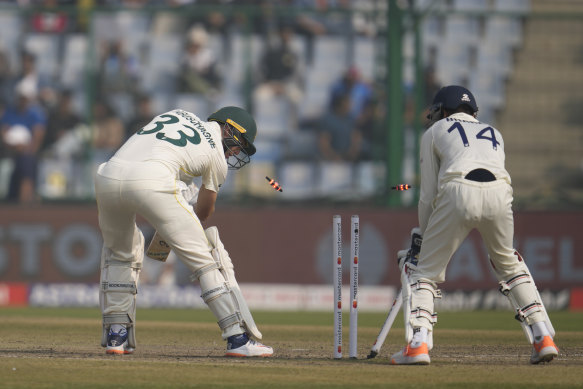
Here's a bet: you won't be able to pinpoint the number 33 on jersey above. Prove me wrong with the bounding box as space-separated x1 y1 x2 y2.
137 111 217 149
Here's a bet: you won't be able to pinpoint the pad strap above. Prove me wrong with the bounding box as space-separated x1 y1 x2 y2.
104 258 142 270
412 281 442 299
498 273 530 295
101 259 141 294
101 280 137 294
218 312 243 330
411 307 438 324
191 262 221 281
515 302 543 323
201 283 230 303
103 313 133 326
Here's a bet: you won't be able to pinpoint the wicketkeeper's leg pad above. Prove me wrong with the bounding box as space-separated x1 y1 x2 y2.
496 254 554 343
402 268 441 349
191 226 262 340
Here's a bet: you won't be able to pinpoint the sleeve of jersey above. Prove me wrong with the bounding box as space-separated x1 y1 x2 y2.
201 153 227 193
418 129 439 235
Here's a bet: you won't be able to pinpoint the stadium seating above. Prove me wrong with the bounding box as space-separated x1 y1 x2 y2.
141 35 182 94
0 3 532 202
23 34 60 81
0 11 23 69
278 161 317 200
60 34 88 90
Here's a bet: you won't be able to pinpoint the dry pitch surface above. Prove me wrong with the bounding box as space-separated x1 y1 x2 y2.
1 308 582 388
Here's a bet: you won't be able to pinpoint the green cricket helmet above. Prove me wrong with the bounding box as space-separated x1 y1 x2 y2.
208 106 257 170
208 106 257 151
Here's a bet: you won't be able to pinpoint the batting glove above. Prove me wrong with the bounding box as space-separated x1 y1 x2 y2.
177 181 199 206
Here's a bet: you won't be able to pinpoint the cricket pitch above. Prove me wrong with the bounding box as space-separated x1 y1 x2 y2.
1 308 582 388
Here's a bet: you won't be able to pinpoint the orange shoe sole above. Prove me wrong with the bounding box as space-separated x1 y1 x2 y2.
106 349 133 355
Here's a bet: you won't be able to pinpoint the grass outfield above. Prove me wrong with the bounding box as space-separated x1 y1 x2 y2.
1 308 582 388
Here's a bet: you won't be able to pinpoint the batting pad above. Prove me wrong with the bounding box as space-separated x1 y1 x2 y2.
99 229 144 349
497 260 555 343
402 267 440 349
192 226 262 340
100 256 141 348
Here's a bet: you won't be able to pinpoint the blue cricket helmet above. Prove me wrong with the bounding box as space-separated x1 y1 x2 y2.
427 85 478 124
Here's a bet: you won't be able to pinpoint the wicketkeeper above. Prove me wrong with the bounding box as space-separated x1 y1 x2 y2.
94 106 273 357
390 86 558 365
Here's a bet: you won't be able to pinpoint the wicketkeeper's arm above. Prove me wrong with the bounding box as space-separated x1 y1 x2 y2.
418 130 439 234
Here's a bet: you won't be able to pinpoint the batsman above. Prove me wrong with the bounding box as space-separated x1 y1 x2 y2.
390 86 558 365
94 106 273 357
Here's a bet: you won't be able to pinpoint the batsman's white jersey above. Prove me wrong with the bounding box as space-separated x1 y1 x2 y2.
95 109 227 330
105 109 227 191
413 112 520 285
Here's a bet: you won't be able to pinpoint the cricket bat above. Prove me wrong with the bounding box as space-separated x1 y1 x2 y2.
146 231 171 262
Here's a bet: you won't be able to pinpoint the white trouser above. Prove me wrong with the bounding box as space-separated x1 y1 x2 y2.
95 160 245 340
409 178 546 329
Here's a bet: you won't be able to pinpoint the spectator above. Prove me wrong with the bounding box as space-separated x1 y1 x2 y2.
29 0 74 67
75 0 94 32
182 0 232 34
177 24 222 98
91 99 125 166
0 80 47 202
125 94 155 140
41 89 82 155
318 93 362 162
98 39 141 96
0 46 11 103
329 66 373 123
423 46 441 108
121 0 150 8
289 0 327 65
254 23 304 121
11 51 56 111
30 0 70 34
355 97 380 160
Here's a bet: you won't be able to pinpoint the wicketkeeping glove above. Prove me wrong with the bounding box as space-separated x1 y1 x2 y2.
397 227 423 273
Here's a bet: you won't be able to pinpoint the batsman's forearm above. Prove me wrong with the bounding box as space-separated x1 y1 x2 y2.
195 185 217 222
195 204 214 222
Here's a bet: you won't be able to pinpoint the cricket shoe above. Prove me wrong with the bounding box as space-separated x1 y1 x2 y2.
225 333 273 357
106 326 134 355
530 336 558 364
390 342 430 365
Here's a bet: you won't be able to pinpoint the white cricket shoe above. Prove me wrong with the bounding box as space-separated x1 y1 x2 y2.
390 342 430 365
225 333 273 357
530 335 558 364
106 327 134 355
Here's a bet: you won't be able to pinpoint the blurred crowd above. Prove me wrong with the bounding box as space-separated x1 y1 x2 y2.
0 1 394 203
